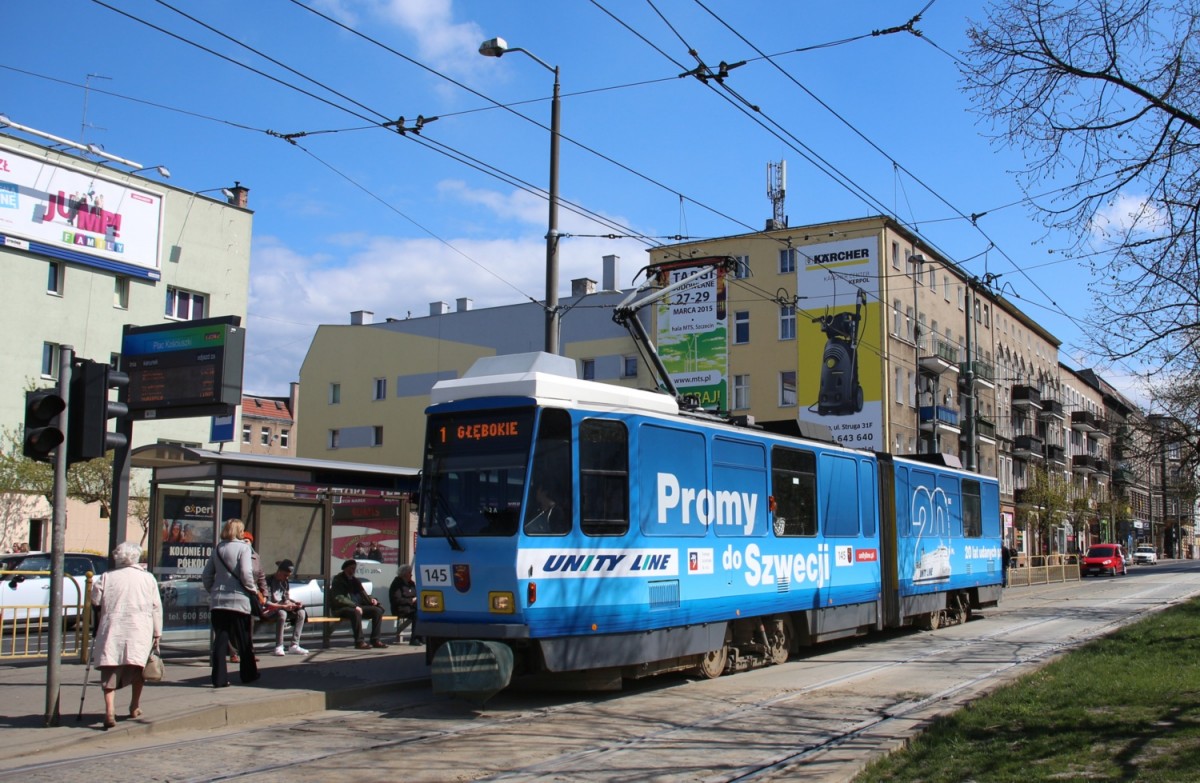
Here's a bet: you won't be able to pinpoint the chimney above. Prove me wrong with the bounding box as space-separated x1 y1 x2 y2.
456 297 473 312
228 181 249 208
603 255 620 291
571 278 596 297
430 301 450 316
350 310 374 325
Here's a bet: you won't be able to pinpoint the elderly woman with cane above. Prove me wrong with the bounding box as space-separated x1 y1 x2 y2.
90 541 162 729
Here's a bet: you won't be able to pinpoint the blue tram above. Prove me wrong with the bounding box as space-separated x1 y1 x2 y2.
415 353 1003 696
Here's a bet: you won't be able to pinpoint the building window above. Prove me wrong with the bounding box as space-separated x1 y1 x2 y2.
734 311 750 344
47 262 64 295
895 367 903 405
280 429 290 449
892 241 901 270
114 277 129 309
329 383 341 404
622 356 638 378
893 299 902 336
780 371 797 407
957 286 965 310
733 255 750 279
778 248 796 274
582 359 596 380
242 424 251 444
41 342 60 379
165 286 206 320
329 430 340 449
260 427 270 446
904 249 912 276
983 304 991 327
927 267 936 288
733 374 750 410
944 278 951 301
905 306 914 342
779 304 796 340
372 426 384 446
373 377 386 400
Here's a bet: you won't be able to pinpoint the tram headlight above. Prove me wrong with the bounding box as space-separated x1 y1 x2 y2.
489 591 515 614
421 591 444 612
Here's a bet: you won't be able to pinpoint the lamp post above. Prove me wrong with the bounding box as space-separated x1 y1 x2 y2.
480 37 561 354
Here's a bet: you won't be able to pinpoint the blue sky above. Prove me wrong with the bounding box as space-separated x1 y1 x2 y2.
2 0 1132 398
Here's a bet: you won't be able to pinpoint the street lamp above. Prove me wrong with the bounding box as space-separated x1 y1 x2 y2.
130 165 171 179
479 36 561 354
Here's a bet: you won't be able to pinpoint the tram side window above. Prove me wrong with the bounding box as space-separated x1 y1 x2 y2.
962 478 983 538
822 454 860 537
580 419 629 536
771 447 817 537
525 408 573 535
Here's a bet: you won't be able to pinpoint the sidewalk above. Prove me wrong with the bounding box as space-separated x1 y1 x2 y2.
0 635 430 764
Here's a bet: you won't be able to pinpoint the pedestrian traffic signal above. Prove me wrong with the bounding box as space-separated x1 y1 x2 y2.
23 389 67 463
67 359 130 463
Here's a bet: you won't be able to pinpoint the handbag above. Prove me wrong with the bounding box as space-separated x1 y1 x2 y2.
144 644 164 682
215 544 264 617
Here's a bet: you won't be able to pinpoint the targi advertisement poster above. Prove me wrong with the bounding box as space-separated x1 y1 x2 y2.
655 263 728 411
796 238 885 450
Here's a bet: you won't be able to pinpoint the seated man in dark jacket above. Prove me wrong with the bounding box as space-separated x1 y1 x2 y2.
388 563 420 645
329 559 387 649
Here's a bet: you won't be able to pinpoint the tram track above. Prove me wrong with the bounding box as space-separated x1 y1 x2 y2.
6 582 1192 783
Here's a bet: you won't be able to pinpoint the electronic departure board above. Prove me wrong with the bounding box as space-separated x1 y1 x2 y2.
120 316 244 421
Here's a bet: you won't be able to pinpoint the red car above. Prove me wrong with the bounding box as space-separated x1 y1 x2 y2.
1081 544 1128 577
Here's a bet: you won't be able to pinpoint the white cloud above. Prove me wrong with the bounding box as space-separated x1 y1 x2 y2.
375 0 488 78
1090 191 1167 240
243 196 646 393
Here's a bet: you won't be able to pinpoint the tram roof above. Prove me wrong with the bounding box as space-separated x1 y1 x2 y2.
130 444 419 493
430 351 680 416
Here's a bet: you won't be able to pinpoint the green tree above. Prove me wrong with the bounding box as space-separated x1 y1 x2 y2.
1018 465 1073 555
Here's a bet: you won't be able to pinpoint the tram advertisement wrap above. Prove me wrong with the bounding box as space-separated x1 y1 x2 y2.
795 237 885 451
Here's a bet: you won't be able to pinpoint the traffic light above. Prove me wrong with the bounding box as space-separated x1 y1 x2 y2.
67 359 130 463
23 389 66 463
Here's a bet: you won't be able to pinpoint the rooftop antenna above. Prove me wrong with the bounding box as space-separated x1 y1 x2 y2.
81 73 111 145
767 160 787 230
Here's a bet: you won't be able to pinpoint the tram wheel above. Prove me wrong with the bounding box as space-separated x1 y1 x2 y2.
694 645 729 679
767 615 793 665
950 593 971 626
920 609 943 631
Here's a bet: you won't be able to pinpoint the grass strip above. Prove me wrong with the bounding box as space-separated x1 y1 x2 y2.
856 598 1200 782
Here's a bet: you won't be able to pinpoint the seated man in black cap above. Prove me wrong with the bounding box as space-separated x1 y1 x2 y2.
262 559 308 656
329 559 387 649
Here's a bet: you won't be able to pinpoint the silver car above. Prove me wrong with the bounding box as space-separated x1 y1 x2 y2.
0 552 109 621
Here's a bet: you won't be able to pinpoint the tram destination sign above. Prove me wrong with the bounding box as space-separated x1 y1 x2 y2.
120 316 244 421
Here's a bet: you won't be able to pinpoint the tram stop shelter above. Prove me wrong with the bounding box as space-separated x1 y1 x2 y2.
131 444 420 634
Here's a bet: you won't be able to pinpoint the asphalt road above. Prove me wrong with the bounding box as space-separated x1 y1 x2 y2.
10 560 1200 783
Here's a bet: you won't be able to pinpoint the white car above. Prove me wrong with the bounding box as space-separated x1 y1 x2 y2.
1133 545 1158 565
0 552 110 622
159 575 372 617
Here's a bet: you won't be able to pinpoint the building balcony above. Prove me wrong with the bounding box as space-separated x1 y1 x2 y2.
1045 443 1067 465
1012 385 1042 410
959 359 995 389
1071 409 1107 434
1072 454 1099 473
1038 398 1066 421
919 405 961 433
975 416 996 444
1112 466 1136 485
919 337 961 375
1014 488 1042 508
1013 434 1044 459
1094 458 1110 476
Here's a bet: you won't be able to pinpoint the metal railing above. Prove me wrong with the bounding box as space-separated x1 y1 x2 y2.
0 570 91 661
1007 555 1081 586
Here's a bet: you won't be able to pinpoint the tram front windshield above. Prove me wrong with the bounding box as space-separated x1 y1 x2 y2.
420 409 535 539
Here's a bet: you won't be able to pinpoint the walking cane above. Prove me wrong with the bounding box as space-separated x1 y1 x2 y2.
76 592 98 722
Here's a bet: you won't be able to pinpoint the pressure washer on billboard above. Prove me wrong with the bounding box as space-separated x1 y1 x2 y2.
810 288 867 416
